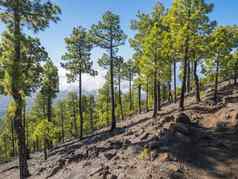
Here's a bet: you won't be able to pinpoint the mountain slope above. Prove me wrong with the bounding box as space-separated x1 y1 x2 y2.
0 82 238 179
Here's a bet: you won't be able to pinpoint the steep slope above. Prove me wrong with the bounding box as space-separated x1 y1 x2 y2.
0 82 238 179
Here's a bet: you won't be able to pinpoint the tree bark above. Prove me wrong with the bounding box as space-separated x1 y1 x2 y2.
11 119 15 157
214 58 219 104
194 60 201 103
157 80 161 111
129 72 133 111
46 95 53 149
179 36 189 110
168 81 173 103
153 70 158 118
234 62 238 85
110 35 116 131
146 78 149 112
187 61 191 94
72 95 78 137
118 66 124 120
79 71 83 138
43 138 47 160
138 84 142 114
60 103 64 143
89 96 94 132
13 2 30 177
173 59 177 102
106 86 110 126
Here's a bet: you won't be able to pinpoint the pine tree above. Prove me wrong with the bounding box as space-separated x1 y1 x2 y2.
90 11 126 131
61 26 96 138
0 1 60 177
166 0 215 110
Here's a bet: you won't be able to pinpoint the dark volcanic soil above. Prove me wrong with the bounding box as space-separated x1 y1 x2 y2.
0 82 238 179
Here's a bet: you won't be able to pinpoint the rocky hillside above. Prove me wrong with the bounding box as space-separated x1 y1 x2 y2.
0 82 238 179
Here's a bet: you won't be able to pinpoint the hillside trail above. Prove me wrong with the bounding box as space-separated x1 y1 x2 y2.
0 81 238 179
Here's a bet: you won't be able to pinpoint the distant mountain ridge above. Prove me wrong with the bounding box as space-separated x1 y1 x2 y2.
0 89 96 118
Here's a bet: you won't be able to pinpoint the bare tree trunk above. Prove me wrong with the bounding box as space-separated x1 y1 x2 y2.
79 71 83 138
153 71 158 118
13 2 30 177
157 80 161 111
187 61 191 94
46 95 53 149
72 95 78 137
13 98 30 178
168 81 173 103
173 59 177 102
138 84 142 114
110 36 116 131
129 72 133 111
43 138 47 160
118 71 124 120
146 78 149 112
179 36 189 110
11 120 15 157
60 103 64 143
194 60 201 103
214 58 219 104
89 96 94 132
106 86 110 127
234 62 238 85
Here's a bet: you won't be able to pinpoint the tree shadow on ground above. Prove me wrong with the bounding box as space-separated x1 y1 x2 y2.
126 121 238 178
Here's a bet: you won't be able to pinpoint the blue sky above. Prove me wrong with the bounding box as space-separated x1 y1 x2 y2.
2 0 238 92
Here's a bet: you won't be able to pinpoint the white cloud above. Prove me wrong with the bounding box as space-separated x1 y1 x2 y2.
58 65 106 92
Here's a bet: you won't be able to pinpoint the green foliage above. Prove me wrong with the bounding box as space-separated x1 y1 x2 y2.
138 148 151 160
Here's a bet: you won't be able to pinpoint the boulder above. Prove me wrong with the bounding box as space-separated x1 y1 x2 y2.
175 113 191 125
174 132 191 143
174 123 190 135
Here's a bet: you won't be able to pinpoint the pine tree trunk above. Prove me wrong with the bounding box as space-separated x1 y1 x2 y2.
60 103 64 143
153 70 158 118
79 71 83 138
47 95 53 149
23 105 30 159
43 138 47 160
157 80 161 111
89 97 94 132
13 98 30 179
110 37 116 131
179 36 189 110
168 81 173 103
187 61 191 94
72 96 78 137
173 59 177 102
162 83 166 102
214 58 219 104
13 3 30 177
234 62 238 85
118 73 124 120
106 86 110 126
11 120 15 157
146 78 149 112
138 84 142 114
194 60 201 103
129 72 133 111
